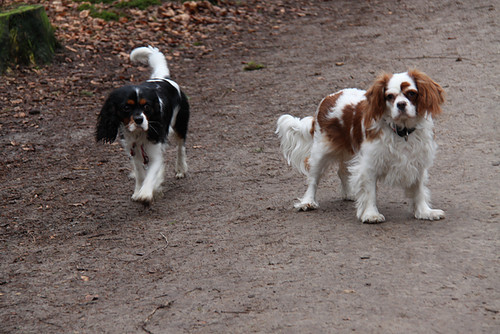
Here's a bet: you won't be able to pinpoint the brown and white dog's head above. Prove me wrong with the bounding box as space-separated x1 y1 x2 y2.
366 70 445 127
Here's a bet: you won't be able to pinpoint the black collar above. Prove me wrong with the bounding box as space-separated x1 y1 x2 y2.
390 124 416 141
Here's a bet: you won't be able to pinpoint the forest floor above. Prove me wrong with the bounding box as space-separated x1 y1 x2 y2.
1 0 499 333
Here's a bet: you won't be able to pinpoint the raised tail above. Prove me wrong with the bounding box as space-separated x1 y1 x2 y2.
130 46 170 79
276 115 315 175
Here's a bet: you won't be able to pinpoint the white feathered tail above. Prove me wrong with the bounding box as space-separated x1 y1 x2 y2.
130 46 170 79
276 115 315 175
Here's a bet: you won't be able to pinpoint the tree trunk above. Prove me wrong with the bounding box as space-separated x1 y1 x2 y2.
0 4 57 73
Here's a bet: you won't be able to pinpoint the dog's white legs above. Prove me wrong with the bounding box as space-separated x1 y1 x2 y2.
131 156 146 197
131 143 164 203
350 159 385 223
294 142 331 211
356 180 385 223
407 178 445 220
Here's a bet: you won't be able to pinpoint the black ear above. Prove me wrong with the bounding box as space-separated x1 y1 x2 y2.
96 94 120 143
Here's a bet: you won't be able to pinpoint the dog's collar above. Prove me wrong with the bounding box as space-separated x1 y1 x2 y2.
389 123 416 141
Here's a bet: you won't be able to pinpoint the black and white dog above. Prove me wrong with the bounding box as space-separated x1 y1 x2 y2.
96 46 189 204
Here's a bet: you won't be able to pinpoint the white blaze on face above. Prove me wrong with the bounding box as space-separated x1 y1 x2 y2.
139 113 149 131
385 72 418 120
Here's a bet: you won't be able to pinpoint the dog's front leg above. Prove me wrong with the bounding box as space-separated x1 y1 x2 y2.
357 179 385 224
132 156 146 198
132 143 164 203
407 176 445 220
351 163 385 223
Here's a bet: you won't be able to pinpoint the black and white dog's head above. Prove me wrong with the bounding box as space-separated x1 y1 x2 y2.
96 80 184 144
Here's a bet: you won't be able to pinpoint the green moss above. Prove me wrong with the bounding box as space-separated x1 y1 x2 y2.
77 3 120 21
243 61 266 71
93 9 120 21
73 0 115 4
77 3 93 11
0 5 56 73
116 0 161 10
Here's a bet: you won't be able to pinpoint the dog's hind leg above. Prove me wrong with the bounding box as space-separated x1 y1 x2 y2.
173 134 188 179
294 141 332 211
338 160 355 201
171 93 189 179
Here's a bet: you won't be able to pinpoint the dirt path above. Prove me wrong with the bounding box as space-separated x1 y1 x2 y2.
1 0 499 333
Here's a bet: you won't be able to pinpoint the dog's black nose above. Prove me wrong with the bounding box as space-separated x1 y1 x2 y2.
397 102 407 111
133 115 143 124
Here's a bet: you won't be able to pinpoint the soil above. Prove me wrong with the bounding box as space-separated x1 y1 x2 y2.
1 0 499 333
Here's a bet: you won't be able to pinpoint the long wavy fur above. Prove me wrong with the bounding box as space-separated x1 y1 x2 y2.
276 115 315 176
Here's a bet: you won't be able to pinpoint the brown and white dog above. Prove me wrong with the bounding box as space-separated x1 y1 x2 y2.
276 70 445 223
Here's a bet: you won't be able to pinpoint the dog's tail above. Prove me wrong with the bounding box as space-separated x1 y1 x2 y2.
130 46 170 79
276 115 315 175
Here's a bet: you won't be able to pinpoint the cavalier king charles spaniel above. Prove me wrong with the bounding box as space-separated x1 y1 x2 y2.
96 46 189 204
276 70 445 223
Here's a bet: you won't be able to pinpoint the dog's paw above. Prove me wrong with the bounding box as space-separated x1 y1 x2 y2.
132 190 153 204
361 212 386 224
175 171 186 179
294 200 319 211
415 209 445 221
342 194 356 202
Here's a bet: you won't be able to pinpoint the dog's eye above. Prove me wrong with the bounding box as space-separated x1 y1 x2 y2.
143 104 151 112
406 91 417 99
386 94 395 101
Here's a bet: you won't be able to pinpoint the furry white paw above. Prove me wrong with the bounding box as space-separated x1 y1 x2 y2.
361 212 386 224
175 171 186 179
294 200 319 211
132 190 153 204
415 209 445 220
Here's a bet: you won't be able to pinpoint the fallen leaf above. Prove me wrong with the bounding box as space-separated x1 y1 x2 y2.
84 294 99 302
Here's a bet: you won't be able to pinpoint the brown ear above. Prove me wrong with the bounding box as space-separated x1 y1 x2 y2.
409 69 445 117
365 72 391 121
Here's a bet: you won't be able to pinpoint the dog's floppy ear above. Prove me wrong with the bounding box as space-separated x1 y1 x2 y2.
409 69 445 117
365 72 392 121
96 93 121 143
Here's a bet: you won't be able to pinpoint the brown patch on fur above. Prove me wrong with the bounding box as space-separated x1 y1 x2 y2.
317 92 366 154
365 72 392 121
341 104 364 153
139 98 147 105
408 69 445 117
365 110 382 141
127 99 135 105
363 73 393 142
400 82 411 91
310 118 315 137
304 157 310 171
318 94 342 120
